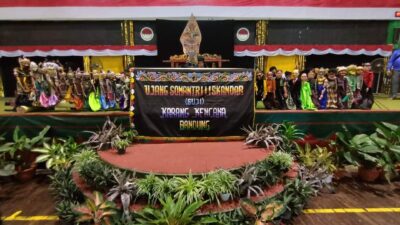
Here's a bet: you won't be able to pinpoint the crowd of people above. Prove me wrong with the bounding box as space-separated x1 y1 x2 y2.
255 63 375 110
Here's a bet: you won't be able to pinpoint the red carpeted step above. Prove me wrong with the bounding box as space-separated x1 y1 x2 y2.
98 141 271 175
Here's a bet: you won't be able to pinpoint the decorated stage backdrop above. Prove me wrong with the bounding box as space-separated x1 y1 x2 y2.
132 68 254 137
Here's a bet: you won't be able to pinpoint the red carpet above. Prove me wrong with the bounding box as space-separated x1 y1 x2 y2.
98 141 271 175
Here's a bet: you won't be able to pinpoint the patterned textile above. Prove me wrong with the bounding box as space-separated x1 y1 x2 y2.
135 70 253 82
326 78 338 109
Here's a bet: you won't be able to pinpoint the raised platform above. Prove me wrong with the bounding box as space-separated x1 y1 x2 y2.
98 141 270 175
1 110 400 140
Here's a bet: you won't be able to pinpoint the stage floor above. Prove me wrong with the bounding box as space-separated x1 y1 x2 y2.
98 141 270 175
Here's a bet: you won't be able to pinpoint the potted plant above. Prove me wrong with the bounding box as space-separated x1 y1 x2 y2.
0 126 50 181
216 170 237 202
202 170 237 204
369 122 400 182
335 130 381 182
112 138 130 155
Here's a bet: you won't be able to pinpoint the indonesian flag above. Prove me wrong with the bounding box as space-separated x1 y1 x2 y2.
0 0 399 20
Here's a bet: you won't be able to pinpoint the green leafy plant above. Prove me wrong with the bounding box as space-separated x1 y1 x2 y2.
281 178 313 217
296 144 336 194
279 121 304 153
265 151 293 172
73 148 99 171
172 173 205 205
121 130 138 143
74 191 117 225
370 122 400 182
237 165 264 198
136 174 159 204
0 126 50 169
202 170 238 205
33 137 81 170
297 144 336 173
78 158 115 192
55 200 79 225
243 124 284 150
334 129 381 169
49 167 83 202
112 138 130 154
152 177 176 203
107 171 137 221
134 195 218 225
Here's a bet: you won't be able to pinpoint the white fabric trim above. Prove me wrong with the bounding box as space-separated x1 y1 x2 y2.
234 48 393 57
0 6 398 20
0 49 158 57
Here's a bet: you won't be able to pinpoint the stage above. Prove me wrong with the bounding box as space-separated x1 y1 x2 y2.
0 95 399 140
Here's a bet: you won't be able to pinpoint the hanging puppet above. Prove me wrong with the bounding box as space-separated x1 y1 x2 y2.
336 66 352 109
326 68 338 109
13 57 34 108
316 68 328 109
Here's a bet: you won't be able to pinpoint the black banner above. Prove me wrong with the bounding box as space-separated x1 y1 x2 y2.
133 68 254 137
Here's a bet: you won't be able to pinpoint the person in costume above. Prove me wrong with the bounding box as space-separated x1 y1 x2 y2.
300 72 316 110
13 57 34 108
326 68 338 109
337 66 352 109
316 68 328 109
275 70 288 109
288 69 302 109
262 72 276 109
360 62 374 109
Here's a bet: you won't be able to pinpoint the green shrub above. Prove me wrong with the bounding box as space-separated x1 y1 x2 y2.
49 167 83 202
78 158 115 192
171 174 205 205
136 174 159 204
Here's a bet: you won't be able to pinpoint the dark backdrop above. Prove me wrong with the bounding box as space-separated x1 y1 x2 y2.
0 21 122 46
135 20 254 68
268 21 388 45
